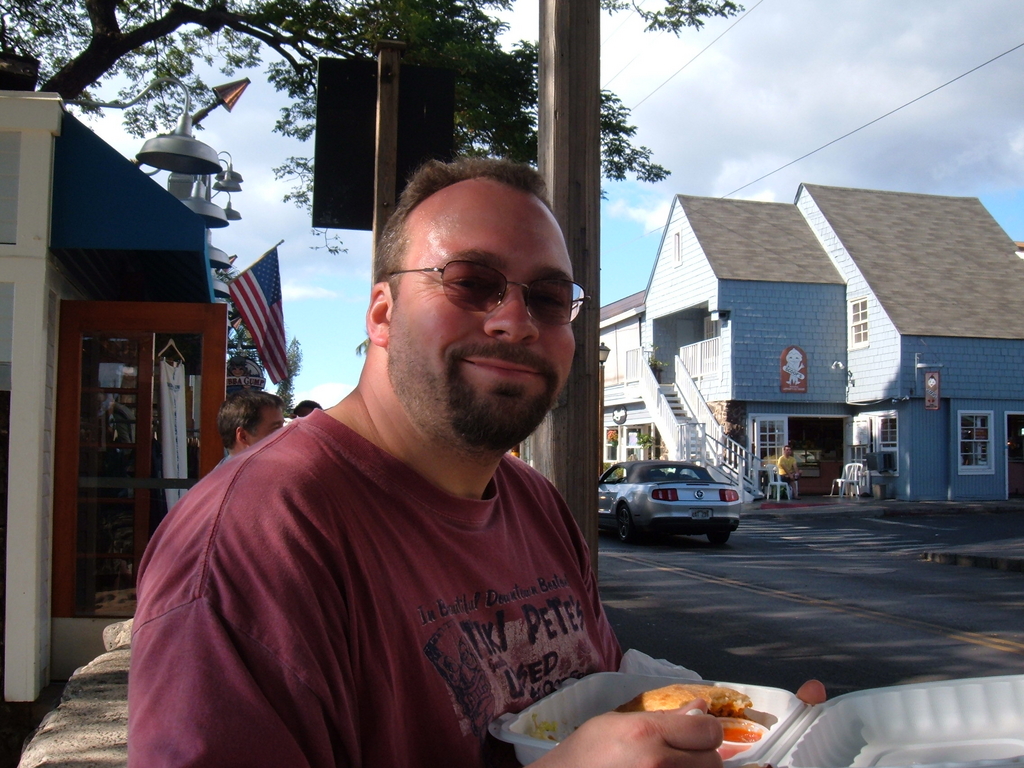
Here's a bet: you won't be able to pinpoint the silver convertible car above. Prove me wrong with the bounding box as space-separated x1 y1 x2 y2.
598 461 741 545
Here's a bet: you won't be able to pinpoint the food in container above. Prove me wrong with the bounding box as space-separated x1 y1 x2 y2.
488 672 1024 767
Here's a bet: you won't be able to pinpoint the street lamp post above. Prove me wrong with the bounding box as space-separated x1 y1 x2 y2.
598 341 610 474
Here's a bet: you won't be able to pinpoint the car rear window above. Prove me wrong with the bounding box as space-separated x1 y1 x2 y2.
643 465 714 482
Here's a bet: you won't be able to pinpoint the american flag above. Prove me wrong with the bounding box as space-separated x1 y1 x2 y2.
229 246 289 384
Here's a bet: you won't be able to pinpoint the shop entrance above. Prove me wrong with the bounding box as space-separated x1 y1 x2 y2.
787 417 845 495
1007 413 1024 496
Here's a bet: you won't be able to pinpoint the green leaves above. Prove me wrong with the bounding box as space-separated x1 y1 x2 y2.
11 0 739 199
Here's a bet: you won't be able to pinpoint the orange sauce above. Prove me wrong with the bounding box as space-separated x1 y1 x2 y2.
722 724 763 743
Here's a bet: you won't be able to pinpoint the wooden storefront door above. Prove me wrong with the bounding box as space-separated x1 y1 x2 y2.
52 301 226 619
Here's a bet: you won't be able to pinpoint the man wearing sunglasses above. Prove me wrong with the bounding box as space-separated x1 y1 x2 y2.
130 157 822 767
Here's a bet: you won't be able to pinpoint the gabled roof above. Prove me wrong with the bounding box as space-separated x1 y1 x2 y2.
802 184 1024 339
676 195 843 284
601 289 645 323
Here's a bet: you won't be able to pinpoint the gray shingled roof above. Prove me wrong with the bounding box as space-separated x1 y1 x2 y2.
601 289 645 322
677 195 843 284
802 184 1024 339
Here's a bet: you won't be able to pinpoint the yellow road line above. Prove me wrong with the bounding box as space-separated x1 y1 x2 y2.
605 551 1024 656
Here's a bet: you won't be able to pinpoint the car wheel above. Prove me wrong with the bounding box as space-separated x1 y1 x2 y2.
617 504 639 543
706 531 731 545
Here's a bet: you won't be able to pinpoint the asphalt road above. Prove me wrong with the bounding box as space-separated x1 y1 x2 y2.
596 511 1024 699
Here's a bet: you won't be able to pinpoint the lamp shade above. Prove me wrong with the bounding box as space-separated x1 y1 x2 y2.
223 199 242 220
212 270 231 300
139 132 221 175
138 112 220 175
213 168 243 192
208 245 232 270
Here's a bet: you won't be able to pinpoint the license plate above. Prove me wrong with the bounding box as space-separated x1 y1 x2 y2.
691 509 711 519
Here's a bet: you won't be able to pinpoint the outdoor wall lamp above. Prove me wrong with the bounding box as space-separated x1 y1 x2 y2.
214 151 244 192
222 196 242 221
70 77 222 175
830 361 845 370
182 176 228 228
598 341 611 365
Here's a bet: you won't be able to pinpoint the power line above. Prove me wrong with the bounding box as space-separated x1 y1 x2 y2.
630 0 766 110
722 39 1024 198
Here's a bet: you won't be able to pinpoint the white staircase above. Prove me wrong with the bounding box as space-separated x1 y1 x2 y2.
636 353 762 501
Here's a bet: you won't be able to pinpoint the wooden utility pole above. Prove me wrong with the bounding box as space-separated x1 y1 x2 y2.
372 40 407 272
536 0 602 565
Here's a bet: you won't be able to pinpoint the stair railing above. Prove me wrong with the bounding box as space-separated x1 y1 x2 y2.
671 354 761 499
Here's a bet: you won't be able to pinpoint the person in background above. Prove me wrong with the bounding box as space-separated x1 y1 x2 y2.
216 390 286 458
292 399 322 418
129 157 823 768
778 444 802 499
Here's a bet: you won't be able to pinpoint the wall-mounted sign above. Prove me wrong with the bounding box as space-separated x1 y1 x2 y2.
226 355 266 394
924 370 940 410
780 346 807 393
612 407 628 425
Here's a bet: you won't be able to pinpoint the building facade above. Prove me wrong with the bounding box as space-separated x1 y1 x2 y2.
601 183 1024 503
2 91 227 702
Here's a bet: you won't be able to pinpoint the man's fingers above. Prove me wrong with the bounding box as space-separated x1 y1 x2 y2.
657 700 723 752
796 679 826 705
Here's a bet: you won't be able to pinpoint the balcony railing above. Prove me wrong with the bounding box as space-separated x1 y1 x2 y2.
679 337 719 380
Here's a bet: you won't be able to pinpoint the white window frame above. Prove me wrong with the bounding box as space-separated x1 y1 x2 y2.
673 231 681 264
753 417 787 461
849 297 869 349
958 410 995 475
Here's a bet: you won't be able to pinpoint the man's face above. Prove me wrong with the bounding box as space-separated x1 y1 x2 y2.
784 446 793 457
383 178 577 454
244 405 285 446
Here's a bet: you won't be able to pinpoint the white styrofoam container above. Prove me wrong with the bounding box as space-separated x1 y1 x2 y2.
487 672 806 766
489 672 1024 768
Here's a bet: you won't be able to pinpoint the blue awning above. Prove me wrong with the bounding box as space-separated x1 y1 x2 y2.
49 111 213 303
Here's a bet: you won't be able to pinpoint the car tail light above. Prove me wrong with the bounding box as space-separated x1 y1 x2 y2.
719 489 740 502
651 488 678 501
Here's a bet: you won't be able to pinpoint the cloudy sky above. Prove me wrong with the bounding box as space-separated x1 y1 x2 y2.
90 0 1024 407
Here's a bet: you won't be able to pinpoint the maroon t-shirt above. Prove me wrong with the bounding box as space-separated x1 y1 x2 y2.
129 410 622 767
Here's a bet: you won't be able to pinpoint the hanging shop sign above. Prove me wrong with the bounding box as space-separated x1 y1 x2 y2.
780 346 807 393
924 370 941 410
226 355 266 394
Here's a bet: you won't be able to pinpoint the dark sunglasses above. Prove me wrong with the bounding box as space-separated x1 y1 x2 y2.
387 260 586 326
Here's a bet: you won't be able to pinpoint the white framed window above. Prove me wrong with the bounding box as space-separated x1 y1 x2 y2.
849 298 869 348
673 231 681 264
878 416 898 450
754 418 786 461
958 411 994 475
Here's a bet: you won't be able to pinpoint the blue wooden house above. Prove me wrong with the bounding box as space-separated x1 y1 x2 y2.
601 183 1024 501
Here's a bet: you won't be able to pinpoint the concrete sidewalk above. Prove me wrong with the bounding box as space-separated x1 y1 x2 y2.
740 495 1024 573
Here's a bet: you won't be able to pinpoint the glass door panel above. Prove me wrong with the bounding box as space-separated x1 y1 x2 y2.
53 301 227 619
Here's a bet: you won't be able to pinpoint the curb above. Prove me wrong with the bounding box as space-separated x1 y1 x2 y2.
921 551 1024 573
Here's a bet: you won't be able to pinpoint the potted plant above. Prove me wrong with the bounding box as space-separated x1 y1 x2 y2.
647 349 667 382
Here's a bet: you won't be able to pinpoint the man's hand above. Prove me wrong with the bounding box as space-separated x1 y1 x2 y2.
796 679 826 705
534 699 724 768
529 683 827 768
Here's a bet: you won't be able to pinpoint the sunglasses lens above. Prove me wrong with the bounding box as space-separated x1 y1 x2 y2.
528 280 581 325
440 261 505 312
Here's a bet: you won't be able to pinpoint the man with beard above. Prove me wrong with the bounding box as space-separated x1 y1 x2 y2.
128 158 822 768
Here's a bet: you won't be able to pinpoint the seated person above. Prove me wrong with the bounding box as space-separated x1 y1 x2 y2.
777 444 801 499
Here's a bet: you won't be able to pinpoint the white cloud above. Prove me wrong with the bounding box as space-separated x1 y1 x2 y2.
82 0 1024 391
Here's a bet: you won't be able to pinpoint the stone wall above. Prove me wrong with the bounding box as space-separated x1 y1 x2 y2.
17 621 130 768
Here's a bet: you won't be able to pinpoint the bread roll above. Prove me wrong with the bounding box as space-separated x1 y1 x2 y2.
615 683 752 719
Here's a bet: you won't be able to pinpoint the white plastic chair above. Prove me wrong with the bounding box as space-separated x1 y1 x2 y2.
765 464 791 500
831 462 866 498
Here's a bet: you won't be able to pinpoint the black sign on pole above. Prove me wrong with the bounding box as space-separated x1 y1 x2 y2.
312 57 456 231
